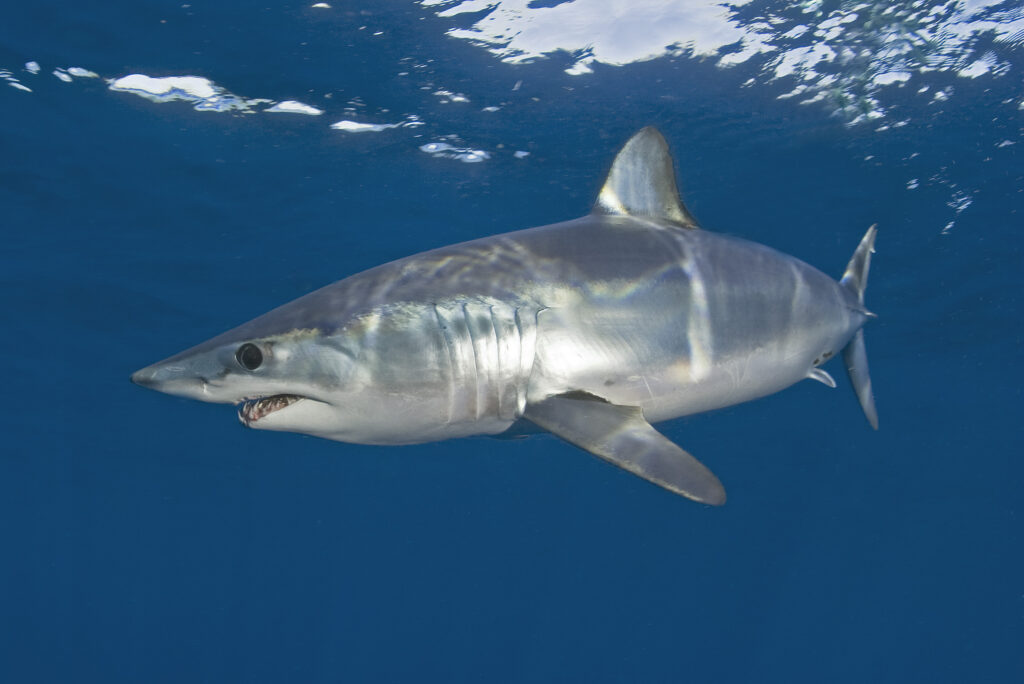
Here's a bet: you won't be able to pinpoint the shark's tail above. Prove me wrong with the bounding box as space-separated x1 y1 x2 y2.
839 225 879 430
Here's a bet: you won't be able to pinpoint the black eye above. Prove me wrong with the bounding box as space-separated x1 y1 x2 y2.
235 343 263 371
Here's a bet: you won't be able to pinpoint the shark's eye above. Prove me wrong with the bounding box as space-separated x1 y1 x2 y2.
235 343 263 371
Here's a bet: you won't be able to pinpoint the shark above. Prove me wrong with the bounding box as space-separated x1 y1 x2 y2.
132 127 878 505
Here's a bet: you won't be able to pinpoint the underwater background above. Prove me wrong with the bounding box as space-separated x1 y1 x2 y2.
1 1 1022 682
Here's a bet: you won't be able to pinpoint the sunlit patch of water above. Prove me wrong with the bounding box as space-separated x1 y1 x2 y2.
422 0 1024 125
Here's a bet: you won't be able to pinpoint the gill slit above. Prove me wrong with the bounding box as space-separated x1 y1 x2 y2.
433 303 458 424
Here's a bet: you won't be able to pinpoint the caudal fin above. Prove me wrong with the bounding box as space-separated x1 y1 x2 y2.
840 225 879 429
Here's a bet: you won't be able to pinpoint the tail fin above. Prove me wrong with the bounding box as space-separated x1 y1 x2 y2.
840 225 879 430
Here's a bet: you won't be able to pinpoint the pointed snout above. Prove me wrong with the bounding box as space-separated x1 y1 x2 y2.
130 362 186 390
130 361 209 400
130 365 160 388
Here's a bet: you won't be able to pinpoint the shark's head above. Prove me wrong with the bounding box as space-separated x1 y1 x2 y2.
130 280 474 446
131 326 362 438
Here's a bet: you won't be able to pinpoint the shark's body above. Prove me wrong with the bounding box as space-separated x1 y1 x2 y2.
133 128 877 504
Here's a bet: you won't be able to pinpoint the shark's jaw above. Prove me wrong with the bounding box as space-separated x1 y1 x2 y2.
235 393 335 430
237 394 307 426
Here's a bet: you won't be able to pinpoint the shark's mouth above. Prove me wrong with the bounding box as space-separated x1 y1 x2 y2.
238 395 304 426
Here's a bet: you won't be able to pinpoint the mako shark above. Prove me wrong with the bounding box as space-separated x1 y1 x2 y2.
132 127 877 505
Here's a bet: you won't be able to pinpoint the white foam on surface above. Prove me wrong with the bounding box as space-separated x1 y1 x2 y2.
422 0 1024 124
419 141 490 162
434 89 470 103
872 71 912 86
265 100 324 115
330 116 423 132
67 67 99 78
330 120 398 132
423 0 754 73
1 68 32 91
108 74 265 112
111 74 216 98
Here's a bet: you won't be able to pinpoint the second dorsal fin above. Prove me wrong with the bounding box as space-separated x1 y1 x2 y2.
593 127 700 229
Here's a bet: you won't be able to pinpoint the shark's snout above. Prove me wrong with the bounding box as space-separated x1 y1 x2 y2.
130 361 210 400
131 363 188 388
130 366 158 388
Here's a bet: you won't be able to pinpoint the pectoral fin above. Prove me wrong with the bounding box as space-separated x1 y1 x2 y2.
523 395 726 505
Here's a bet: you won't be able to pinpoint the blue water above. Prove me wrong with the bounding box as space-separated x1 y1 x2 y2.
2 2 1022 682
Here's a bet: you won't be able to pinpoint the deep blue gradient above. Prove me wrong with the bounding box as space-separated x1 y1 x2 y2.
1 2 1021 682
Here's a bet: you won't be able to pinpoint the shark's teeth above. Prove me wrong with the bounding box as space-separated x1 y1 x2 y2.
238 395 303 425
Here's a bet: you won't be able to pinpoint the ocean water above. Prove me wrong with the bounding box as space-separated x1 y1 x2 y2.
2 1 1022 682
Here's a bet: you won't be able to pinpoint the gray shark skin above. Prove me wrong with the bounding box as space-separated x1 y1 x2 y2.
132 127 878 505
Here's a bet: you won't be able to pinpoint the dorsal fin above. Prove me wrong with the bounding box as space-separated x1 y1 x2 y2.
593 127 699 229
